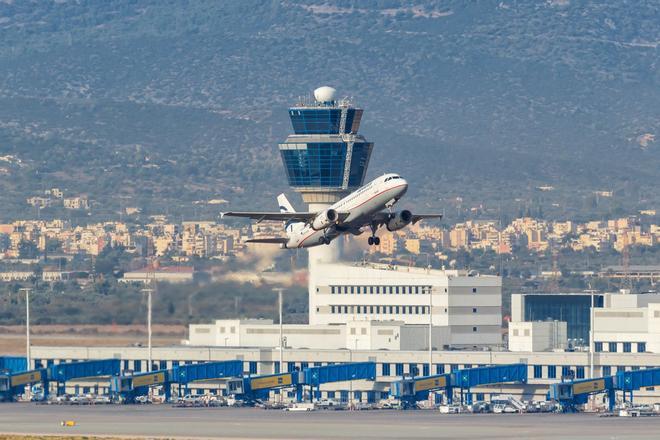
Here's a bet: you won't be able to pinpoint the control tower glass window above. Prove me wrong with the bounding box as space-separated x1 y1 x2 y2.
288 108 364 135
280 143 347 187
289 109 341 134
348 142 371 187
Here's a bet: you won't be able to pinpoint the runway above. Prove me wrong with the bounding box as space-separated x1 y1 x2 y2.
1 403 659 439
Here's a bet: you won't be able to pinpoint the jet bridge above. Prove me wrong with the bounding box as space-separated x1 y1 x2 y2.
391 364 528 407
548 376 616 412
0 356 27 374
111 361 243 402
49 359 121 396
0 368 47 401
228 372 302 402
616 367 660 405
301 362 377 402
171 360 243 396
452 364 528 405
390 373 451 407
110 369 171 403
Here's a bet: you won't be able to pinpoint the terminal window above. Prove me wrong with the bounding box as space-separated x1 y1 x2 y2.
638 342 646 353
548 365 556 379
609 342 617 352
382 363 391 376
533 365 542 378
576 366 585 379
595 342 603 352
436 364 445 374
623 342 632 353
602 366 611 376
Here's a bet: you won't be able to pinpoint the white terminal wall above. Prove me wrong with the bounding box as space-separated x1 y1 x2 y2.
508 321 567 352
189 319 451 351
593 302 660 353
310 263 502 346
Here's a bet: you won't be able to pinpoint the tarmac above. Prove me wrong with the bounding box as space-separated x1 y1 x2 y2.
1 403 660 439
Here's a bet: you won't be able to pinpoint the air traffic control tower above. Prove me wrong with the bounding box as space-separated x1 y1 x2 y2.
279 86 374 263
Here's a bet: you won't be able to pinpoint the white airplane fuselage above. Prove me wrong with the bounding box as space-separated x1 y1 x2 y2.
284 174 408 248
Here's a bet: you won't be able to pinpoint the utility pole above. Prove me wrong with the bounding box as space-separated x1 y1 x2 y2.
20 288 32 400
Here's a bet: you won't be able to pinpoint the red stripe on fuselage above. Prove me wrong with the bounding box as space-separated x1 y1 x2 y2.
297 183 407 248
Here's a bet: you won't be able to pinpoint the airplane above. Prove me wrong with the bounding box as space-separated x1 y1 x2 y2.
221 173 442 249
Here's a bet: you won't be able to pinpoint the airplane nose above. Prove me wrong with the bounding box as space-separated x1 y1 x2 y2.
399 179 408 195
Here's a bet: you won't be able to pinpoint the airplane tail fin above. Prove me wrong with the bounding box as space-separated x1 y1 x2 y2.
277 194 296 213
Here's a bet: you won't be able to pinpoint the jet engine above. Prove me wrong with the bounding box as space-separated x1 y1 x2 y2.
386 210 413 231
311 209 339 231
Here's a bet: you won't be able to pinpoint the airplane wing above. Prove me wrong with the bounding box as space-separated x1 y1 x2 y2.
371 212 443 226
411 214 443 224
246 238 289 244
222 211 351 223
221 211 317 222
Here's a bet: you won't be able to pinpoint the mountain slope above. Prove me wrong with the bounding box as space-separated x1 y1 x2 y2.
0 0 657 221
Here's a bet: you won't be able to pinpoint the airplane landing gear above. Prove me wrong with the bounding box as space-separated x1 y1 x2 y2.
368 222 380 246
320 230 332 245
367 236 380 246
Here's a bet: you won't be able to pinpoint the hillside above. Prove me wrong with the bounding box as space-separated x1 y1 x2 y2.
0 0 658 222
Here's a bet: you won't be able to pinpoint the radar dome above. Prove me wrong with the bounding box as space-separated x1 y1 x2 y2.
314 86 337 103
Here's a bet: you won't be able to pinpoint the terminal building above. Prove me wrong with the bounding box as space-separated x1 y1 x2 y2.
511 292 604 343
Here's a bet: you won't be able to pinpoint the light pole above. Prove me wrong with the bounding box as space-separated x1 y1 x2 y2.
589 290 595 379
19 288 32 369
428 286 433 377
273 288 285 375
20 288 32 400
141 288 154 373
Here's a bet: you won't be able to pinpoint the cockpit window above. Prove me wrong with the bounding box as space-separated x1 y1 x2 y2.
385 175 401 182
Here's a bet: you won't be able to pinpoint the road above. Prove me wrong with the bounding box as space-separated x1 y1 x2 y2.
1 403 659 439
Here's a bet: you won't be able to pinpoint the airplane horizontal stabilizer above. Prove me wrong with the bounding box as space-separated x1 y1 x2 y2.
245 238 289 244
